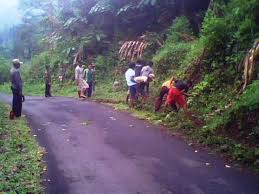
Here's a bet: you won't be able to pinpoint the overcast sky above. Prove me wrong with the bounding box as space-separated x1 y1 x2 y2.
0 0 21 30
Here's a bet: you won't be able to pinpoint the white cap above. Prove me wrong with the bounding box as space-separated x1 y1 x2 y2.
12 59 23 65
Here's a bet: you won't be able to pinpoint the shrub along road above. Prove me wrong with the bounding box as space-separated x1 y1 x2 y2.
0 94 258 194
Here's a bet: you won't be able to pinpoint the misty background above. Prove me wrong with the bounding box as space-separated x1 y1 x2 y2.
0 0 21 30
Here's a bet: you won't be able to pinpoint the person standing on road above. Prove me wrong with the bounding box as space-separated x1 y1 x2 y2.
10 59 24 119
45 65 52 97
75 62 88 99
125 62 137 107
84 64 95 98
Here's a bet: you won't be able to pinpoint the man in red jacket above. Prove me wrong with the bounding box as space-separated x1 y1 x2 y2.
165 81 204 126
165 81 188 112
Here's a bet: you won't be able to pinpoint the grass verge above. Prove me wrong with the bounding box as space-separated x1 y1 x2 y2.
1 81 258 172
0 102 45 193
94 82 259 172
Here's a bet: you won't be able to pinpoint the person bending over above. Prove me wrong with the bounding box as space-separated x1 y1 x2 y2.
155 77 177 111
165 81 201 125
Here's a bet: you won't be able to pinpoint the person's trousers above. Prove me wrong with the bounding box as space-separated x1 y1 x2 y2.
155 86 169 111
12 92 22 117
87 81 93 97
45 83 51 97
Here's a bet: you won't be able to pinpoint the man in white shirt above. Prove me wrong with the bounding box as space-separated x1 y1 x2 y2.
75 62 88 98
125 62 137 107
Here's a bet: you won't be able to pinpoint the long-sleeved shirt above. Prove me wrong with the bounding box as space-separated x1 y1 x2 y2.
10 67 23 95
141 65 154 77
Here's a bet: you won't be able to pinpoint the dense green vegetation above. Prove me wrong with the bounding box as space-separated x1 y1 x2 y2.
0 102 45 193
0 0 258 172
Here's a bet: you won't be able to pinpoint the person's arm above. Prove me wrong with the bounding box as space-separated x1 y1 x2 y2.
150 67 154 74
178 96 203 126
130 76 136 83
130 70 136 83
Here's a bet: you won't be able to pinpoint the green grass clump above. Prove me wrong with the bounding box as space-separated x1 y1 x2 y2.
0 102 45 193
94 82 126 103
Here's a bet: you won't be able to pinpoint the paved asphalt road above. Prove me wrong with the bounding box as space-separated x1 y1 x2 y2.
0 94 259 194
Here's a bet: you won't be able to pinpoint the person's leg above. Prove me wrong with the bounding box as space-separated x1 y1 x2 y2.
12 92 16 113
155 87 169 111
80 89 87 98
146 82 150 94
93 82 95 92
13 93 22 117
45 83 48 97
171 103 178 112
138 82 147 102
129 85 137 108
48 84 52 97
16 95 23 117
47 84 51 97
160 86 169 101
87 82 93 97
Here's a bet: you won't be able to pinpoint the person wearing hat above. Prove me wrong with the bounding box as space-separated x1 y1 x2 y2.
10 59 24 118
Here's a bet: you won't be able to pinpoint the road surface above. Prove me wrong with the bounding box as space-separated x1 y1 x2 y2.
0 94 258 194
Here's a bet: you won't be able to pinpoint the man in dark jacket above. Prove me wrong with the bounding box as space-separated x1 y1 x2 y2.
10 59 24 118
45 65 52 97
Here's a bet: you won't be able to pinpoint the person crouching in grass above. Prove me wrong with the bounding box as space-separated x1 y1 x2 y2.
155 77 177 111
125 62 137 107
165 81 202 126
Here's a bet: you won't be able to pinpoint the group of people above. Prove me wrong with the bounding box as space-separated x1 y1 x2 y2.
125 60 155 107
9 57 194 122
125 60 194 118
74 62 96 99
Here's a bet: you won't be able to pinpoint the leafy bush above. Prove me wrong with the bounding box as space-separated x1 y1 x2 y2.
234 80 259 112
23 52 52 83
95 54 118 77
167 16 193 43
153 43 191 75
201 12 230 54
0 57 10 83
226 0 259 47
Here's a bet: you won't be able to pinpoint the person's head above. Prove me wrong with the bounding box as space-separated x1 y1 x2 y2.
136 59 145 66
45 65 50 70
175 81 188 93
128 62 135 69
78 62 82 67
12 59 22 69
146 61 153 67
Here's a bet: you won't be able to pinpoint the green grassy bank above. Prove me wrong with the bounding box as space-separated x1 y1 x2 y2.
0 102 45 193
